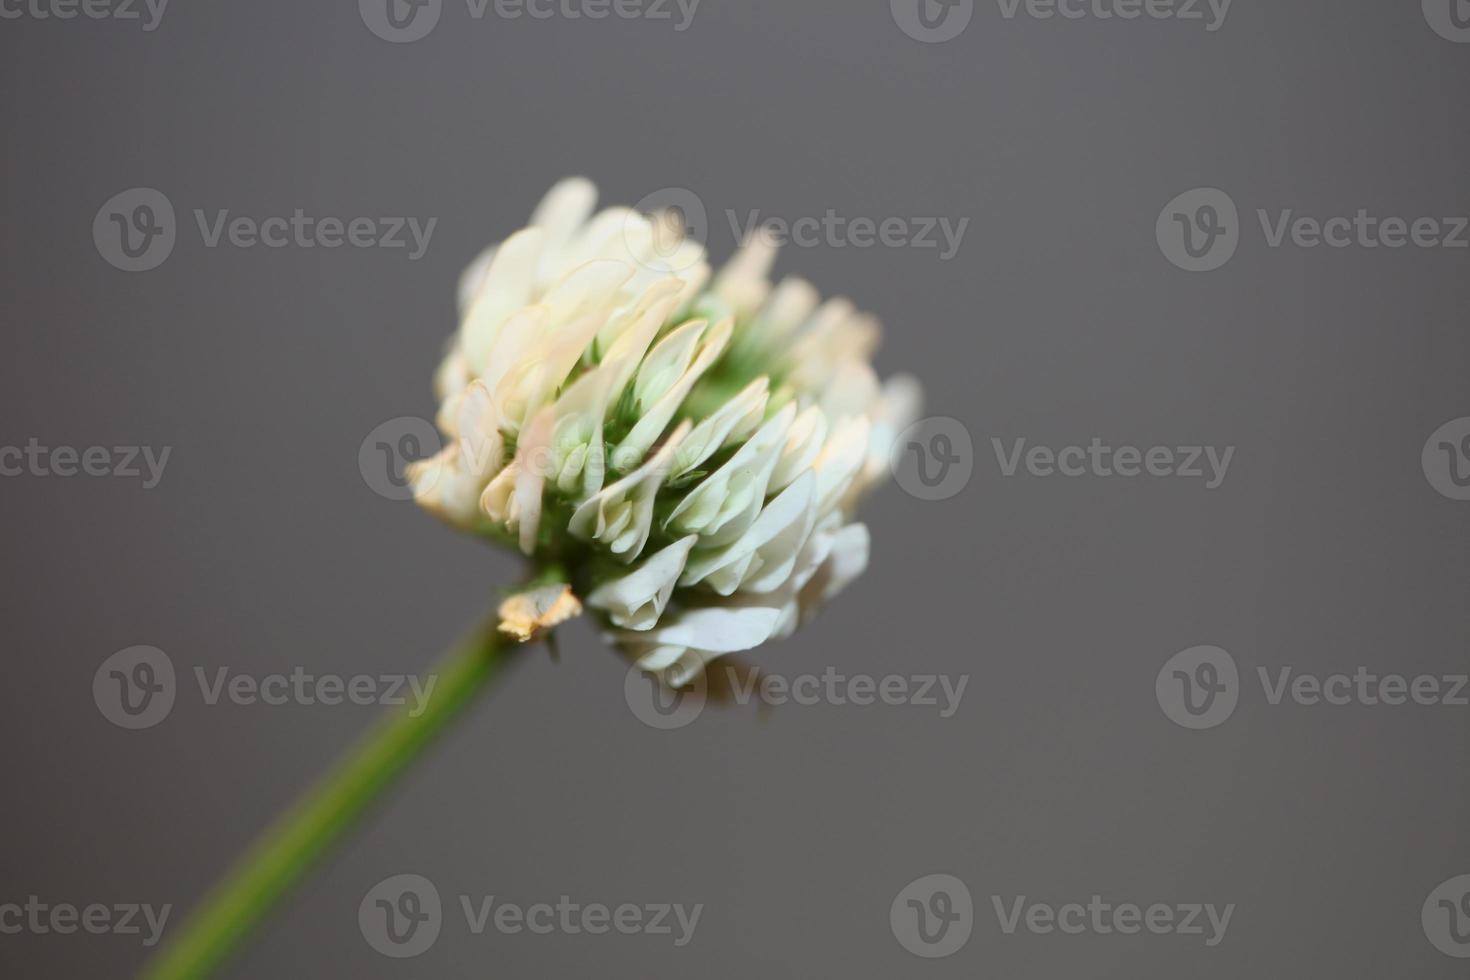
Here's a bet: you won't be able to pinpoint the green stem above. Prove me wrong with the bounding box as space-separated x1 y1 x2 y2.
140 617 516 980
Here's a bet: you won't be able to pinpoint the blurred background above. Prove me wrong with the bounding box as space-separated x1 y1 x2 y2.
2 0 1469 975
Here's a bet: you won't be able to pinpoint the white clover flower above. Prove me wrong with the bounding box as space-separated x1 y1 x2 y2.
410 178 920 687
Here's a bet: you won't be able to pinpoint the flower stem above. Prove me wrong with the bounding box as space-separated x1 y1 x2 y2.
140 617 515 980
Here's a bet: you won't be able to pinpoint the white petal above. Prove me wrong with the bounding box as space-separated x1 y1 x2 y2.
667 402 793 543
679 471 816 595
669 378 770 480
632 318 706 412
798 522 870 619
586 535 697 630
512 406 555 554
858 373 923 494
617 319 731 465
569 421 691 561
631 605 785 654
768 405 828 493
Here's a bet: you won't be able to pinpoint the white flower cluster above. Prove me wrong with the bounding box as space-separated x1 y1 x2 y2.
411 179 920 686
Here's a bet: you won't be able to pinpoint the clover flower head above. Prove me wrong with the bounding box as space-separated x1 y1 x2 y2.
411 178 920 686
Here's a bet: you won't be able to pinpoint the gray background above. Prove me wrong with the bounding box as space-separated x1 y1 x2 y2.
3 0 1469 976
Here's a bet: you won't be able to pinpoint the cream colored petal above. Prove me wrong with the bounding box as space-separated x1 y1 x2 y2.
813 416 871 518
407 445 482 527
530 177 598 279
454 379 504 478
512 405 555 554
748 276 819 350
460 227 545 373
593 277 683 361
539 259 633 325
480 461 519 526
498 584 582 642
456 243 497 315
560 207 641 270
818 360 882 425
500 310 607 429
713 232 778 314
432 347 470 406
